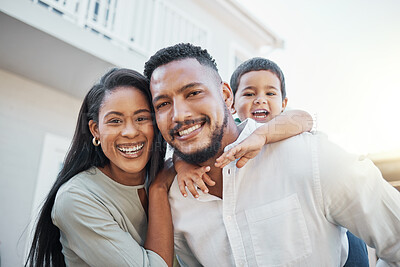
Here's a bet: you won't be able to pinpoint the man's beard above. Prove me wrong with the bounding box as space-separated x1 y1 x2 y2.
172 108 229 165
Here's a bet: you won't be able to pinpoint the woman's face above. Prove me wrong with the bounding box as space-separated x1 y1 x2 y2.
89 86 154 184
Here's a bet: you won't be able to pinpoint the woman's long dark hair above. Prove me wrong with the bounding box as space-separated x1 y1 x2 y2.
25 68 166 266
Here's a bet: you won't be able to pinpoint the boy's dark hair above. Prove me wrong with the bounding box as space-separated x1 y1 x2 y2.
144 43 218 80
230 57 286 100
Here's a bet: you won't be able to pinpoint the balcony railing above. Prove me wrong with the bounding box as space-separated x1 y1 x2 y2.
32 0 209 56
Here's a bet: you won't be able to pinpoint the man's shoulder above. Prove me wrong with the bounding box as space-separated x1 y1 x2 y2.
267 131 318 151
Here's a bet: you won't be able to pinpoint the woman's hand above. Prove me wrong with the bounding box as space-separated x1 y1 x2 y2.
150 158 177 192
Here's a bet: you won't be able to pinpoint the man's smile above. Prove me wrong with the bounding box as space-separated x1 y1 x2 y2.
169 118 208 140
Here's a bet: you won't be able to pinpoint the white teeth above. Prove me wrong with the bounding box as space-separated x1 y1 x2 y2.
117 144 144 154
179 124 201 136
253 110 268 118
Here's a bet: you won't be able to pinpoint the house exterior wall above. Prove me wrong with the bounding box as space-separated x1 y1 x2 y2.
0 69 81 267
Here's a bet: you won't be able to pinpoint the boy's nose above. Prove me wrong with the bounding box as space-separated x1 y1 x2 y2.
254 97 267 104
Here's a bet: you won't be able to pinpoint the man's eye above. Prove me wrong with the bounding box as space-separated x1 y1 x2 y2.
188 91 201 97
156 102 169 110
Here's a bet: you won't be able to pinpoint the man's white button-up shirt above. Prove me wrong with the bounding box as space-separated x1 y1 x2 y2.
169 119 400 267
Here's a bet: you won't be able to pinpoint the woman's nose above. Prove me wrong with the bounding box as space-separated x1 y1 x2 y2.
121 121 139 138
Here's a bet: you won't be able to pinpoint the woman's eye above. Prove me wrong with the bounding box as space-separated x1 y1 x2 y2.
108 118 122 123
136 116 150 122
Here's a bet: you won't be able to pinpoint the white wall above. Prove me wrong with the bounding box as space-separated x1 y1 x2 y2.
0 69 81 267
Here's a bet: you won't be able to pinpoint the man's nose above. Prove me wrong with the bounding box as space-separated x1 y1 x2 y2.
172 100 192 123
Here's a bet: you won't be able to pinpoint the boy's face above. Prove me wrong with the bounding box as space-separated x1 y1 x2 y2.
233 70 288 123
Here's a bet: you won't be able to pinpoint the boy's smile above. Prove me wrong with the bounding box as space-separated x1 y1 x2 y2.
252 109 270 120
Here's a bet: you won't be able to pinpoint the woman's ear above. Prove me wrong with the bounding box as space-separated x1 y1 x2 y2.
281 97 288 112
88 120 99 139
221 82 234 111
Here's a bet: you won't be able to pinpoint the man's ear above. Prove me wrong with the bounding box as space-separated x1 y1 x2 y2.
221 82 234 111
281 97 288 112
88 120 99 139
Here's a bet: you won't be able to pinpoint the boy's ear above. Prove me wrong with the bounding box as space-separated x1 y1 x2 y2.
88 120 100 139
231 106 237 115
221 82 234 111
281 97 288 112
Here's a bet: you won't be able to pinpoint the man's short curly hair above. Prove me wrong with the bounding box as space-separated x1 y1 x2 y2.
144 43 218 80
230 57 286 100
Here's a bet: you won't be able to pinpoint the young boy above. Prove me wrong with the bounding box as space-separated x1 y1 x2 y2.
174 57 369 267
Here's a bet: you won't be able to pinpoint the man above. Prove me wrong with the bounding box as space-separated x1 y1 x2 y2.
144 43 400 266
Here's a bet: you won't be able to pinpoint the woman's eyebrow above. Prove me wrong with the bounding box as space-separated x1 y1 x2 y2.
133 109 151 115
104 109 151 117
104 111 123 117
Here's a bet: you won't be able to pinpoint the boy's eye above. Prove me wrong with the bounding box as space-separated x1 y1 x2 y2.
266 92 276 96
243 92 255 96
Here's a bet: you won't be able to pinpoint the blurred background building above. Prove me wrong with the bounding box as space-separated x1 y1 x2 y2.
0 0 398 266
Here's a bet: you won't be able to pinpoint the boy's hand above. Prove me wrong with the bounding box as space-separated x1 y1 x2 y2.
176 164 215 198
215 129 266 168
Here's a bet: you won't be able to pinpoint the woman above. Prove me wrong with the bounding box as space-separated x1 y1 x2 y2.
25 68 175 266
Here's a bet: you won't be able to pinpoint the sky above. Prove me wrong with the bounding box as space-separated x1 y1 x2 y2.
237 0 400 155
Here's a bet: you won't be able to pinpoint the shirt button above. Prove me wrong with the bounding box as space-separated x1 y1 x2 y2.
226 215 232 221
227 169 231 175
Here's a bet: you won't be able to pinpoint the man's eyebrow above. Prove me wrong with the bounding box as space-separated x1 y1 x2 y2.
152 82 203 104
177 82 203 94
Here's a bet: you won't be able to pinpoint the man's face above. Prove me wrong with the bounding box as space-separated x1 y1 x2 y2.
150 58 231 164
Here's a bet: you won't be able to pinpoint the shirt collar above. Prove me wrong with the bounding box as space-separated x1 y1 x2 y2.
223 118 261 152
